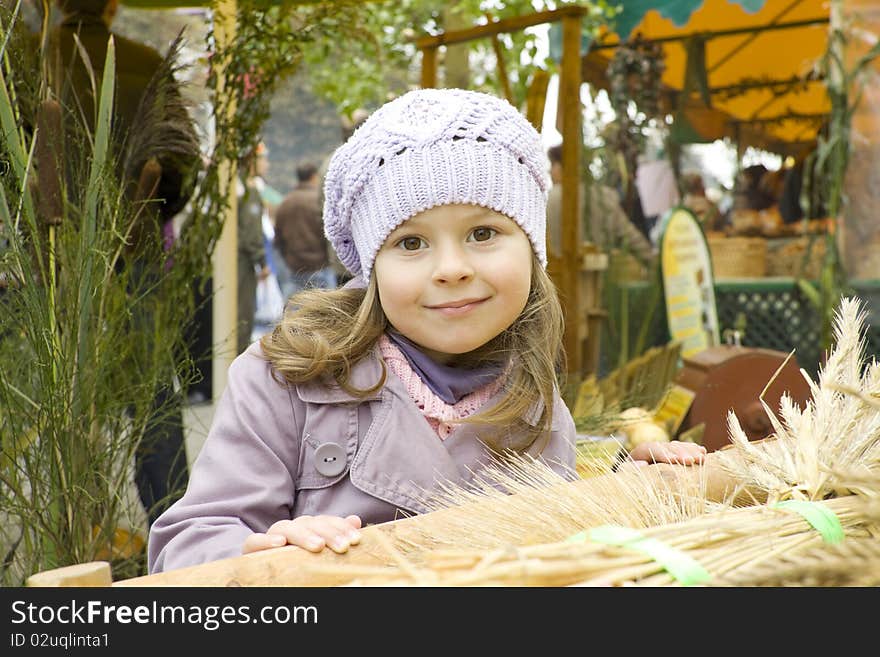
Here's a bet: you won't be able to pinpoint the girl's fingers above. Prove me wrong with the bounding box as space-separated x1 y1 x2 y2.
265 516 363 554
665 441 707 464
241 532 287 555
617 459 649 472
633 441 707 465
310 515 362 553
267 519 327 552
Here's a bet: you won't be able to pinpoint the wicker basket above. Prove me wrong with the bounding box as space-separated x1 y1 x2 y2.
765 236 826 279
708 236 767 279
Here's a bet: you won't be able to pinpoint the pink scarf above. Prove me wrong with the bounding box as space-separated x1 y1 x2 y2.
378 334 505 440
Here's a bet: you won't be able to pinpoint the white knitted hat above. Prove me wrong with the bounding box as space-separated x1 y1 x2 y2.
323 88 551 281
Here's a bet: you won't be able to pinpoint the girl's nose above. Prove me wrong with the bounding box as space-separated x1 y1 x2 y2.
431 244 475 284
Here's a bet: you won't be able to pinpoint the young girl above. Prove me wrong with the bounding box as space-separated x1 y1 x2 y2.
148 88 704 573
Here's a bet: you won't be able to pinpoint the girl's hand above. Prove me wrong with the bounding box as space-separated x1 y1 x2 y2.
628 441 707 466
242 514 362 555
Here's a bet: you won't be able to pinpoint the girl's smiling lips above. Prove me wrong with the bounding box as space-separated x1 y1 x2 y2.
425 297 489 315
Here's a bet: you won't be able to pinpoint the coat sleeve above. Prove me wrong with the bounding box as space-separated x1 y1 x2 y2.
147 344 301 573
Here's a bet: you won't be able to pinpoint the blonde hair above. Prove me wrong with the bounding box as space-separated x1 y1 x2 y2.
259 254 565 452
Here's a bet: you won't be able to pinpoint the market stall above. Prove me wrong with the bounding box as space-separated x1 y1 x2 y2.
584 0 880 417
10 0 879 594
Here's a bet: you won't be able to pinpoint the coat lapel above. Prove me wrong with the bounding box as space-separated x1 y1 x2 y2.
349 372 501 514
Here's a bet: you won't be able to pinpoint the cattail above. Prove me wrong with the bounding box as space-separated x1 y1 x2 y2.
34 98 64 226
134 157 162 205
129 157 162 251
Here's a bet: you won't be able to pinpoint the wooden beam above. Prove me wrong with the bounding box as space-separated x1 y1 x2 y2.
730 111 828 126
525 68 550 132
27 561 113 587
710 73 825 95
414 5 586 49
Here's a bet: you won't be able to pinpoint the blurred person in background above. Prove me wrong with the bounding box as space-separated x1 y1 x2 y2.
274 160 336 300
734 164 777 212
547 144 655 268
237 145 269 355
317 108 371 285
680 171 722 232
250 142 286 338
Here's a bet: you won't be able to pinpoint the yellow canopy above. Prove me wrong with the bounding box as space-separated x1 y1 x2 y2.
587 0 831 154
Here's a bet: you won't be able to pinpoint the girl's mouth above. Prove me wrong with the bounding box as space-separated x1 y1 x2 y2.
426 298 488 316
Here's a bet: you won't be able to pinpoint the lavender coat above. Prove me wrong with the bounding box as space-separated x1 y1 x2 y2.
148 342 577 573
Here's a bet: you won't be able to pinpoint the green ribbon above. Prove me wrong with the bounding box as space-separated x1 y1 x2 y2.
567 525 711 586
773 500 845 544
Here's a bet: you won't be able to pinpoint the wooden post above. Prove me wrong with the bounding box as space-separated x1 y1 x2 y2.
560 11 583 378
211 0 239 401
421 46 438 88
444 7 471 89
525 68 550 132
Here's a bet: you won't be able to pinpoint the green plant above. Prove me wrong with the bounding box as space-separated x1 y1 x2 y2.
0 10 196 583
800 4 880 350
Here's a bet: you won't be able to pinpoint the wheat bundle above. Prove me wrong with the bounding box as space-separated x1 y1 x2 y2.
286 297 880 587
298 493 876 586
109 447 742 586
718 463 880 586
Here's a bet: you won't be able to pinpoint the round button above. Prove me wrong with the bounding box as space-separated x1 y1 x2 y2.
313 443 347 477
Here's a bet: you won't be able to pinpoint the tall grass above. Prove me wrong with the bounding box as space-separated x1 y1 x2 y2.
0 4 200 584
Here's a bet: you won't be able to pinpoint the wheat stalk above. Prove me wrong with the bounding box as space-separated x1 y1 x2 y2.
718 535 880 586
717 297 880 502
377 454 723 559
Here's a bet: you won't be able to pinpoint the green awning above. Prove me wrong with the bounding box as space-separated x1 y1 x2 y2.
614 0 768 40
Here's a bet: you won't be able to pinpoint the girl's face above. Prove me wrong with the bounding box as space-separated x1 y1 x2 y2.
373 204 533 364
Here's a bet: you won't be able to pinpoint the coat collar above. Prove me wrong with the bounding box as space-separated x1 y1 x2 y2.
295 348 386 404
294 344 560 429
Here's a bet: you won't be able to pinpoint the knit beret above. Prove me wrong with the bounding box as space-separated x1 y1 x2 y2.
322 88 551 281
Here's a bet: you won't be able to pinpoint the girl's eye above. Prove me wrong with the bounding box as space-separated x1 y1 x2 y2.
398 236 425 251
470 227 496 242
